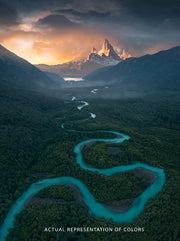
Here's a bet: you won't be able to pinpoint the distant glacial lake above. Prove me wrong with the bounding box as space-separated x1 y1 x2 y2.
63 76 84 81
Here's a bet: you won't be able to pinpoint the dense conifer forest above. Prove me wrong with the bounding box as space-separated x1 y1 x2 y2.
0 87 179 241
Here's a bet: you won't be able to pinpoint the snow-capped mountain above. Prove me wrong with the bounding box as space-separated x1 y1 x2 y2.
36 39 131 76
117 49 132 60
87 39 131 66
85 46 180 91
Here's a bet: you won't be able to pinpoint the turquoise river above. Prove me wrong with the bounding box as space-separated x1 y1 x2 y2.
0 100 166 241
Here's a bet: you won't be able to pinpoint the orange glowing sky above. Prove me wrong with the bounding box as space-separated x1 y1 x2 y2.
1 31 109 64
0 0 179 65
0 22 122 65
0 9 116 65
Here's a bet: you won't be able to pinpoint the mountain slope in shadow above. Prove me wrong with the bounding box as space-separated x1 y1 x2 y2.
0 44 64 92
85 46 180 91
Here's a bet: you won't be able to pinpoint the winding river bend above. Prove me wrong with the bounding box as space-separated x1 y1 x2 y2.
0 100 166 241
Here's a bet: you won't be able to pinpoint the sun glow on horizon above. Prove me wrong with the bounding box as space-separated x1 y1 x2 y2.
2 42 63 65
1 33 133 65
0 21 110 65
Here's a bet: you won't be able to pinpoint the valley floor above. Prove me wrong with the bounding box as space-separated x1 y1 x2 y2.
0 87 179 241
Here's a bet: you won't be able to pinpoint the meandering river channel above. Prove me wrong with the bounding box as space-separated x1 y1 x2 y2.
0 99 166 241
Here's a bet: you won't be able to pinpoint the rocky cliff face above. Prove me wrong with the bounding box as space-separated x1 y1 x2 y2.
88 39 131 66
119 49 132 60
91 47 98 54
85 46 180 91
36 39 132 76
98 39 121 60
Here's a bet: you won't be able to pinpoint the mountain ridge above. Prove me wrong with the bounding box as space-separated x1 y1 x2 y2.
85 46 180 91
88 38 122 65
36 39 131 76
0 44 63 91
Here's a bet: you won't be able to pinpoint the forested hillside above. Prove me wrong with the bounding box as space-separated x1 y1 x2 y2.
0 86 179 241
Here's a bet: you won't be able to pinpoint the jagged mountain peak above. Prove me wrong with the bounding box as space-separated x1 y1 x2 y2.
98 39 120 60
36 39 131 76
88 39 122 65
91 47 97 54
101 39 113 54
85 45 180 91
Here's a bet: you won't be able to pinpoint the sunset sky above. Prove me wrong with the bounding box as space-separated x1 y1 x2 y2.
0 0 180 64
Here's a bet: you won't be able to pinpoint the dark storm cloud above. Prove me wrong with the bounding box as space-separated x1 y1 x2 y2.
48 0 180 37
55 8 111 20
1 0 180 27
2 0 72 13
53 0 180 26
0 1 20 26
35 14 78 30
0 0 180 59
116 0 180 22
162 17 180 31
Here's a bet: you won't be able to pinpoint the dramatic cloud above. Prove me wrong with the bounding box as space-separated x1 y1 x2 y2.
0 1 20 27
118 0 180 22
1 0 72 14
0 0 179 64
35 14 79 31
55 9 111 21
